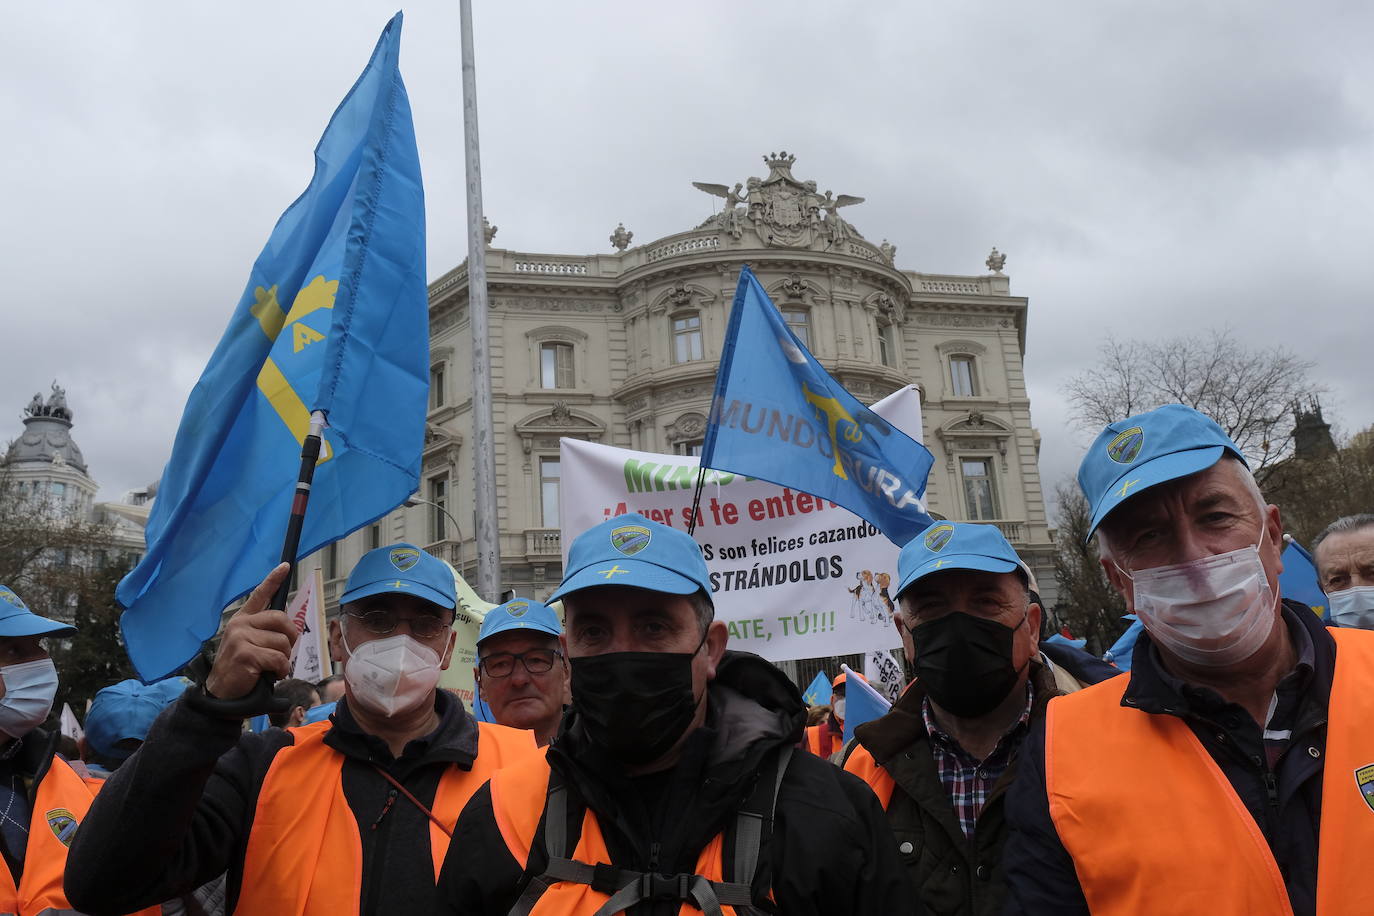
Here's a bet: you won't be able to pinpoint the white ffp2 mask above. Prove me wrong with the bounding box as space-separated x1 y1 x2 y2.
342 630 444 718
1124 537 1278 667
0 658 58 738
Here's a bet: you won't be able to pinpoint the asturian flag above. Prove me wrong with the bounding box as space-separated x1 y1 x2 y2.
701 266 935 546
119 14 428 681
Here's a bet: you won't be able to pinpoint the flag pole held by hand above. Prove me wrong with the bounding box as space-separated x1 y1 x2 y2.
200 411 328 718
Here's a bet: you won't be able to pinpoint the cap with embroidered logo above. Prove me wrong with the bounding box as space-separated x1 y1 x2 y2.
341 543 456 609
1078 403 1247 540
550 513 711 603
0 584 76 638
478 598 563 644
895 522 1024 598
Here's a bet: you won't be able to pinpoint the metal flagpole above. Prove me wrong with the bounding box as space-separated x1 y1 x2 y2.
460 0 502 603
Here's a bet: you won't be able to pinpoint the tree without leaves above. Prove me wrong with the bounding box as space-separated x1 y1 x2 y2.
1063 329 1321 478
1049 480 1130 657
1262 431 1374 548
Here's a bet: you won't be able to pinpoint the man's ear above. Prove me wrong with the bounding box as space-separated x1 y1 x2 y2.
328 619 346 664
439 630 457 670
703 619 728 680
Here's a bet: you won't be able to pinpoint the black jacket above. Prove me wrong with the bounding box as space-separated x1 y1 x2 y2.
66 688 480 915
1002 601 1331 916
439 651 912 915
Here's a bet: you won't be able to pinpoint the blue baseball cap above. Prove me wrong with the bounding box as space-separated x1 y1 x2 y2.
85 677 190 760
341 543 456 610
0 585 76 638
895 522 1024 598
1078 404 1247 539
550 513 712 603
478 598 562 645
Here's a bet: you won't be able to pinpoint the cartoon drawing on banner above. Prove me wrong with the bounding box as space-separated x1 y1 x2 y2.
848 570 895 624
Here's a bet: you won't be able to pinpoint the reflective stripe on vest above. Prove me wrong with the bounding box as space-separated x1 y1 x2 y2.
841 743 895 810
1046 626 1374 915
803 725 835 759
491 751 787 916
0 756 158 916
238 719 537 915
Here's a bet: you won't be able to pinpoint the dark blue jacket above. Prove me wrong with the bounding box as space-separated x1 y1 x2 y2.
1002 601 1331 916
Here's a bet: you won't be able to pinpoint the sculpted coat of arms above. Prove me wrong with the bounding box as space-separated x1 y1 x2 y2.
693 153 865 249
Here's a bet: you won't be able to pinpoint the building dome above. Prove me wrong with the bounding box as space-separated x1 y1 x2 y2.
5 385 89 474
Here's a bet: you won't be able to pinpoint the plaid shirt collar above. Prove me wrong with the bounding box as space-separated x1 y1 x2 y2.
921 678 1034 759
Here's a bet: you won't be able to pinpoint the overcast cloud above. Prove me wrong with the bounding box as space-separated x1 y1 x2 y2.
3 1 1371 517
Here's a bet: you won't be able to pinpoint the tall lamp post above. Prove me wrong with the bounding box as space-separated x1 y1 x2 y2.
405 496 464 577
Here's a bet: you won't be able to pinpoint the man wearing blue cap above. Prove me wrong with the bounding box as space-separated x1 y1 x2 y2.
842 521 1068 916
475 599 569 747
0 585 159 914
68 543 537 915
1003 404 1374 914
439 512 909 914
79 677 190 776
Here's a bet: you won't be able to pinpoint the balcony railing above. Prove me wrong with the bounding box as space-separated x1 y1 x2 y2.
525 528 561 557
991 520 1025 543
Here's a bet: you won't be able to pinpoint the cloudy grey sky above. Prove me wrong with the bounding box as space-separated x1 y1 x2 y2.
4 1 1371 513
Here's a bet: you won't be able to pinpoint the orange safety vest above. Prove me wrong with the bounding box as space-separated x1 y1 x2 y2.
803 724 838 759
841 743 895 810
0 755 158 916
490 752 784 915
1045 626 1374 915
237 718 537 916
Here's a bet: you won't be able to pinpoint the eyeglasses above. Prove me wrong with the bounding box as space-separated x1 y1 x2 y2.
478 648 563 678
346 609 450 640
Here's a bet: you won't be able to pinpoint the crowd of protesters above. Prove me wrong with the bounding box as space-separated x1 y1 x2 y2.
0 403 1369 914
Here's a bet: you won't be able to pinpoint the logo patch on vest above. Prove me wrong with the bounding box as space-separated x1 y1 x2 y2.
389 547 421 572
1355 764 1374 813
1107 427 1145 464
923 524 955 552
610 525 651 556
46 807 78 847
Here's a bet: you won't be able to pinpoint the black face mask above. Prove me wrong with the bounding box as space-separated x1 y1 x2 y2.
910 612 1026 718
569 639 705 766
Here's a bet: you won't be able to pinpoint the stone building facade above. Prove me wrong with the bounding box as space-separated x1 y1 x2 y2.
314 153 1056 613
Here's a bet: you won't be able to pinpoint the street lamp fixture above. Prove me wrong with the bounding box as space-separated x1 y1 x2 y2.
403 496 464 575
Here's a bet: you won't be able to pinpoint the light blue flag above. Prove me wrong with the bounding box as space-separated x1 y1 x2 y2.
1103 616 1142 671
701 267 935 546
1280 538 1328 620
801 670 830 707
118 15 428 682
840 663 891 746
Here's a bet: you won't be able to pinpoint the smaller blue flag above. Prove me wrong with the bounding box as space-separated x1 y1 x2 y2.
801 670 831 707
302 701 337 725
1103 616 1142 671
1280 537 1328 619
1044 633 1088 651
702 267 935 546
247 714 271 734
841 663 891 745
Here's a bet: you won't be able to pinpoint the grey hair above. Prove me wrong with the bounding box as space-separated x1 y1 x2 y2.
1312 514 1374 555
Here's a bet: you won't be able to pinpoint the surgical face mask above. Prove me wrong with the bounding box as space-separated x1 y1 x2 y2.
342 627 445 718
832 697 846 723
1120 532 1278 667
1328 586 1374 630
0 658 58 739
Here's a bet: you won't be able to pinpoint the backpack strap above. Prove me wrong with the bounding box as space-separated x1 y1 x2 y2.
508 746 794 916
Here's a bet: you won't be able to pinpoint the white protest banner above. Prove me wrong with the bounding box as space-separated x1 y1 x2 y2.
287 567 328 682
560 386 924 662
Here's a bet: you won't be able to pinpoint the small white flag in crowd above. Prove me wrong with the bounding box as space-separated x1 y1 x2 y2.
288 566 329 683
865 647 905 705
59 702 84 743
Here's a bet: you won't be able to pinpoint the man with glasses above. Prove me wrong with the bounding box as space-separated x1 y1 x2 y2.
475 599 569 747
67 543 538 915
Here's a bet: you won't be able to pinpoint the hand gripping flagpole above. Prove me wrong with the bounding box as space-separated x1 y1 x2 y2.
200 411 328 718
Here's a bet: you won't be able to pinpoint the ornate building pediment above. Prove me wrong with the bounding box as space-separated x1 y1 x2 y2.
514 402 607 454
664 411 708 445
935 412 1013 471
422 423 462 470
